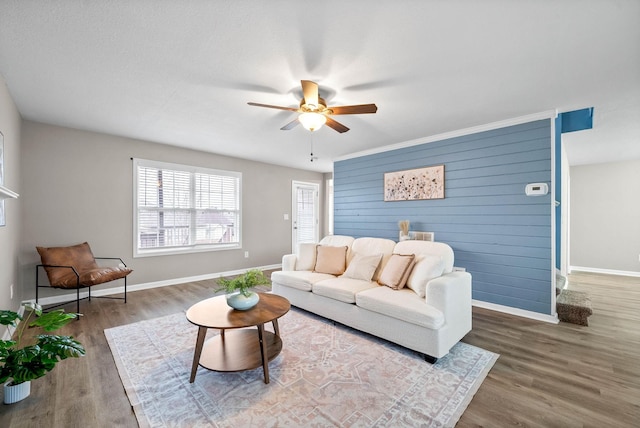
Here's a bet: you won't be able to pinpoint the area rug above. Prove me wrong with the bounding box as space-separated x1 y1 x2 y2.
105 309 498 427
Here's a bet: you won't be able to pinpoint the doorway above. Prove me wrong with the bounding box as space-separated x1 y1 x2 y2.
291 181 319 252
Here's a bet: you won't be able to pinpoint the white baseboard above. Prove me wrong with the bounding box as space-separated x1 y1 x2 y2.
569 266 640 278
28 265 563 326
472 299 559 324
28 264 282 307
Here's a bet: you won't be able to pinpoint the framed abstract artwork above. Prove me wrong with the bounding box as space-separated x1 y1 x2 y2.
384 164 445 201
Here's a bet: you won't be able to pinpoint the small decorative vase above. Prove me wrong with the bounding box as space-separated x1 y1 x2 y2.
4 380 31 404
226 291 260 310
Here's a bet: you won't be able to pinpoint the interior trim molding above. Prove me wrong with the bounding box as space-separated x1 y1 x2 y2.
29 263 565 325
569 265 640 278
335 109 558 162
472 299 559 324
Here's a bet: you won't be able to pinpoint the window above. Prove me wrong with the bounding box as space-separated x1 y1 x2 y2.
133 158 241 257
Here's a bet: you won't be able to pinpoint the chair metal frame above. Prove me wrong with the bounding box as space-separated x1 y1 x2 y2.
36 257 128 314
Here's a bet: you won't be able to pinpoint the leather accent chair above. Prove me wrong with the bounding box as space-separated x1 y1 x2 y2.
36 242 132 314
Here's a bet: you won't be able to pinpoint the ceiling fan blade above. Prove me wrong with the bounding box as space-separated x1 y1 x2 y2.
325 117 350 133
329 104 378 115
248 102 298 112
301 80 319 108
280 118 300 130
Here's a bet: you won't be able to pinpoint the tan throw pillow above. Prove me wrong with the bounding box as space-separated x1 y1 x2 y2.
314 245 348 275
341 253 382 281
378 254 416 289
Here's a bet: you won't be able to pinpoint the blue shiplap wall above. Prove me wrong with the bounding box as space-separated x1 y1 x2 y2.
334 119 553 314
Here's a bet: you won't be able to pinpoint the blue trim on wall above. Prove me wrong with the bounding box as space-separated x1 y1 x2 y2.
560 108 593 133
334 119 553 314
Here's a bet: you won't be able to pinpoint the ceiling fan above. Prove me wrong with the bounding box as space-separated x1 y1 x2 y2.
248 80 377 133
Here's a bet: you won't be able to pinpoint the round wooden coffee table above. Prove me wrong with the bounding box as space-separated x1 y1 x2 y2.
186 292 290 384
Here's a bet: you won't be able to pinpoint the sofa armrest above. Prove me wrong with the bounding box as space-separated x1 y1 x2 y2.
282 254 297 271
426 271 472 323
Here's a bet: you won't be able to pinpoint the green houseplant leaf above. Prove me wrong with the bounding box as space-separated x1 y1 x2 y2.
0 303 85 386
214 269 270 297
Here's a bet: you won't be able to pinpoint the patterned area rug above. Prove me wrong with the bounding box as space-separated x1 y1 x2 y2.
105 308 498 427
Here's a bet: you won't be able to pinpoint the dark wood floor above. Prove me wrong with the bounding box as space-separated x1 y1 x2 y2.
1 271 638 427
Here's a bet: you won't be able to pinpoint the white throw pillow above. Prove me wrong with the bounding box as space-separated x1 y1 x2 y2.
406 255 445 298
296 243 317 271
341 253 382 282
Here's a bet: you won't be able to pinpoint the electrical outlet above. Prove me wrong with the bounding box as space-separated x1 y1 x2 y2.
244 251 249 258
10 284 14 300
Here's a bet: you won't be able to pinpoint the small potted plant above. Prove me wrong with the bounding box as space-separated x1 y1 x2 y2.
398 219 410 241
0 302 85 404
215 269 270 310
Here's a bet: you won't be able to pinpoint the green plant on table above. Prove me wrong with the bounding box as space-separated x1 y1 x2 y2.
214 269 270 297
0 302 86 386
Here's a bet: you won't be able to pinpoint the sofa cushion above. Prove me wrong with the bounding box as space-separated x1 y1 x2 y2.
356 286 445 329
270 270 336 292
341 253 382 282
319 235 355 248
378 254 415 289
313 277 378 303
314 245 348 275
407 255 445 298
296 243 317 271
394 240 454 273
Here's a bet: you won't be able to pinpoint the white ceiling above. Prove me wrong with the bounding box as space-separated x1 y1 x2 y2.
1 1 639 173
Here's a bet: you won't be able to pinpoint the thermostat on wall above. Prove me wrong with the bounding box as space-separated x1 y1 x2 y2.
525 183 549 196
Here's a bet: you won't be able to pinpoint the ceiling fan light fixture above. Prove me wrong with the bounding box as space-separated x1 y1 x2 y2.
248 80 376 134
299 112 327 131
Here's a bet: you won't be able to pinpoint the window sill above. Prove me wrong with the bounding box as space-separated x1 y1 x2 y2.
134 243 241 258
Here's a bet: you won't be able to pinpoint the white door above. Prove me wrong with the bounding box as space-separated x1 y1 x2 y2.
292 181 319 252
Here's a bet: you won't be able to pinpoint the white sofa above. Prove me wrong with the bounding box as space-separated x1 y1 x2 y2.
271 235 472 361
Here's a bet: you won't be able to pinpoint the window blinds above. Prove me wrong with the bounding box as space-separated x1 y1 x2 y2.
134 159 241 256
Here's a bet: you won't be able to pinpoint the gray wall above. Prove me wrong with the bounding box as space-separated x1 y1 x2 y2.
570 159 640 274
0 78 22 314
20 121 324 299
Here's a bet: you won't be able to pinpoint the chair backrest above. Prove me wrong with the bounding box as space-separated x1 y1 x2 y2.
36 242 98 286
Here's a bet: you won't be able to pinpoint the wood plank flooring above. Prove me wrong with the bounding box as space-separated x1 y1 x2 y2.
1 271 638 427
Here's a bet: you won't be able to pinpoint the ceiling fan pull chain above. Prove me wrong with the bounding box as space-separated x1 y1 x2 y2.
309 134 317 163
310 134 314 162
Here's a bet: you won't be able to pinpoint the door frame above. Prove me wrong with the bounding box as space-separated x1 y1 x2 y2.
291 181 320 252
